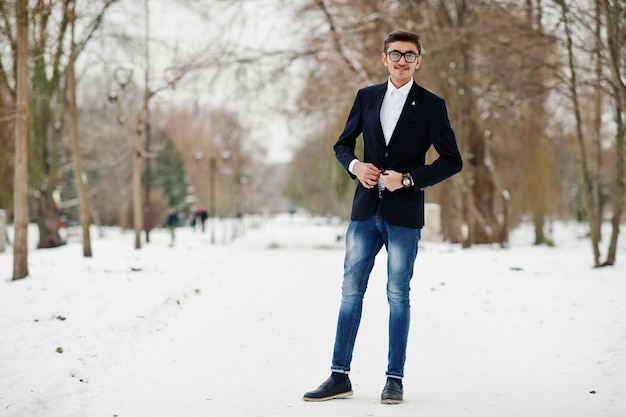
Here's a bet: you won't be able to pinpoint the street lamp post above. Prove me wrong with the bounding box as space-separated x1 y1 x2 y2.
111 64 181 248
209 155 216 222
194 148 235 244
209 155 217 244
110 66 144 249
194 151 217 244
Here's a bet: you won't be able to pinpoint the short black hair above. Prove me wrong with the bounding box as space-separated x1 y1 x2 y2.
383 31 421 56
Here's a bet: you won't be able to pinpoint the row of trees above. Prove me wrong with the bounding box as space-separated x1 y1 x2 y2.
1 0 280 280
282 0 625 266
3 0 109 278
2 0 624 282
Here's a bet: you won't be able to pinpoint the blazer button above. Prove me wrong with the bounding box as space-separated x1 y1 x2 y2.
383 152 388 157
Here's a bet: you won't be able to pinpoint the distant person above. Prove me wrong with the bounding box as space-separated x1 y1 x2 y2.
196 208 208 233
303 31 462 405
165 208 179 246
57 217 68 245
188 207 197 231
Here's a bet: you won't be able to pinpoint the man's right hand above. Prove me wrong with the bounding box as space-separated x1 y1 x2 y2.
353 162 382 189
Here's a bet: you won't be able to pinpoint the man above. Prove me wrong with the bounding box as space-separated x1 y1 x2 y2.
303 31 462 404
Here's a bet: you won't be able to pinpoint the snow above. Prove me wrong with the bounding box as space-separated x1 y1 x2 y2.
1 214 625 417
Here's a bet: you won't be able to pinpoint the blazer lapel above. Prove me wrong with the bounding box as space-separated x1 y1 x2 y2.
373 83 387 146
388 82 421 146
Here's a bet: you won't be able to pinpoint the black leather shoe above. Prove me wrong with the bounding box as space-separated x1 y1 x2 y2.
303 377 353 401
381 379 403 404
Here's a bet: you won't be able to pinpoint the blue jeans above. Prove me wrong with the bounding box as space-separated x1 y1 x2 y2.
331 212 421 379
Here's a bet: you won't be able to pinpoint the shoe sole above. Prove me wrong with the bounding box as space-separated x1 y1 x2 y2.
381 398 403 404
302 391 353 402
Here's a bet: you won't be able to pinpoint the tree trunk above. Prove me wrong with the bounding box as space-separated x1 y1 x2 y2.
600 0 625 266
557 0 601 266
523 0 552 246
133 109 145 249
143 112 152 242
36 188 63 248
13 0 29 280
142 0 152 244
533 212 545 245
456 2 500 246
30 2 65 250
68 0 92 257
605 100 625 266
592 0 605 244
0 90 13 211
466 118 499 244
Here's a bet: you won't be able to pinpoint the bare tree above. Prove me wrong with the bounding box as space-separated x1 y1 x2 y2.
12 0 29 280
67 0 92 257
102 0 211 249
28 0 74 249
554 0 603 266
599 0 625 266
6 0 116 249
542 0 624 266
519 0 556 245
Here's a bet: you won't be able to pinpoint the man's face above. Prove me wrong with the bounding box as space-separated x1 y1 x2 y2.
381 40 422 87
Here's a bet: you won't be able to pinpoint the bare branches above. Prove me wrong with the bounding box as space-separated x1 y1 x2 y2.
74 0 120 57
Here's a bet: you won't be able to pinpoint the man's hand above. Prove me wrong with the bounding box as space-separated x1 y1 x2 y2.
378 170 403 191
353 162 382 189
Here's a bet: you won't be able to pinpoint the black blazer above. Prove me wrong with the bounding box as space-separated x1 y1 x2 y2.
334 81 462 228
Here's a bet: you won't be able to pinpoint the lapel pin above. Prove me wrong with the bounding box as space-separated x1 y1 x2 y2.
411 101 416 106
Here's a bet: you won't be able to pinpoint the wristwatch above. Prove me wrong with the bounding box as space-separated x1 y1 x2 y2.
402 173 413 188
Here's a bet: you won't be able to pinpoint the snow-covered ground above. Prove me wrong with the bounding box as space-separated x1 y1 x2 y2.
1 214 625 417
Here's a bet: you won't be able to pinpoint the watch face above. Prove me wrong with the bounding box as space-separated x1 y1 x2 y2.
402 177 410 186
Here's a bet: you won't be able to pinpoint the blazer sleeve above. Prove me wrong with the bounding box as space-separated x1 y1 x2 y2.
333 92 363 180
410 97 462 190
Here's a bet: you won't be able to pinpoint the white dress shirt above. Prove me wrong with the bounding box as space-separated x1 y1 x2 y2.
380 78 412 144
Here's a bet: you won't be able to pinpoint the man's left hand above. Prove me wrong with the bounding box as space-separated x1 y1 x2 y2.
379 170 403 191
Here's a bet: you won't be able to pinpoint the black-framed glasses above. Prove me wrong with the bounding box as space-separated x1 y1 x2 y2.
386 50 419 63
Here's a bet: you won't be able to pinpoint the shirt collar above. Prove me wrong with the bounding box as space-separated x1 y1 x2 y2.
386 77 413 99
